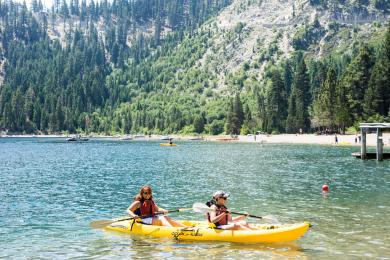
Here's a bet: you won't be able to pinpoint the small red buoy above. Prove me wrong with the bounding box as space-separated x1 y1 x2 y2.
322 184 329 192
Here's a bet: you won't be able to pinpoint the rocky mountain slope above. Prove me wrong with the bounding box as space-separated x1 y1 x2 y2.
193 0 388 89
0 0 389 134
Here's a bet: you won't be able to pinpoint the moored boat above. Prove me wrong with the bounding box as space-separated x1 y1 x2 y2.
119 136 133 140
216 137 238 142
189 137 204 141
105 220 310 243
67 135 89 142
160 143 177 146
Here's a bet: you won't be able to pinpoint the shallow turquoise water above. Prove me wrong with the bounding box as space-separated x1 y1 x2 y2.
1 138 389 259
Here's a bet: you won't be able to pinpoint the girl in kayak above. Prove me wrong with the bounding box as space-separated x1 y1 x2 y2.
127 185 186 227
207 191 258 230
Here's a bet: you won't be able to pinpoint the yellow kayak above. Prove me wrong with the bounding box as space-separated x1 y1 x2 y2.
105 220 310 243
160 143 177 146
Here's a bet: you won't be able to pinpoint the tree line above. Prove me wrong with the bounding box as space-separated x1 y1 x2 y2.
226 22 390 135
0 0 389 135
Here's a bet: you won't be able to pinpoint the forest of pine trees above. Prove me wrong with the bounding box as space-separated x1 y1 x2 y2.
0 0 389 135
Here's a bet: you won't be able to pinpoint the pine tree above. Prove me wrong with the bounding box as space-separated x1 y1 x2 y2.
225 99 235 135
225 94 244 135
312 67 337 130
283 61 293 95
123 107 132 134
31 0 39 12
342 45 374 121
266 68 287 133
256 93 267 132
286 58 311 133
193 114 205 133
234 93 244 129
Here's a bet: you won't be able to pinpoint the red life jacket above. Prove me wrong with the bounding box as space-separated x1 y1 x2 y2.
134 199 156 217
207 204 228 226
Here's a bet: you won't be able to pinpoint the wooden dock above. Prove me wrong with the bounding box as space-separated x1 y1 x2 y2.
352 152 390 159
355 123 390 161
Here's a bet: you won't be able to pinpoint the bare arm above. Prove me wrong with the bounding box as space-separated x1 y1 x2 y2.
155 204 168 214
126 201 141 218
209 205 228 223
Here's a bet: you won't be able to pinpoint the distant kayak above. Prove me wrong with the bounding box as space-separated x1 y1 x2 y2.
67 137 89 142
189 137 204 141
216 137 238 142
119 136 133 141
160 143 177 146
106 220 310 243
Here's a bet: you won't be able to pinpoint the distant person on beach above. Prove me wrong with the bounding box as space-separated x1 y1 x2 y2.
127 185 186 227
335 134 338 144
355 134 358 143
169 138 173 145
206 191 258 230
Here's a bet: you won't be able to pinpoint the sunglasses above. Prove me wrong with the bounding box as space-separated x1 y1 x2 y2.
219 197 227 200
143 192 151 195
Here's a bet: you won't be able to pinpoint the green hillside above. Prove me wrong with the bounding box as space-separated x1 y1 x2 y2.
0 0 389 135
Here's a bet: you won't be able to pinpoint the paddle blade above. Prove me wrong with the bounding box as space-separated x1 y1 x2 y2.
192 203 213 214
90 216 133 229
90 219 116 229
262 215 280 224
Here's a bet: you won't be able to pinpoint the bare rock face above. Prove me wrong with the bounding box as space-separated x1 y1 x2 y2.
192 0 388 90
0 0 388 91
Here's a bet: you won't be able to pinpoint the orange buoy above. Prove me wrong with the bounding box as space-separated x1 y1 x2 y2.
322 184 329 192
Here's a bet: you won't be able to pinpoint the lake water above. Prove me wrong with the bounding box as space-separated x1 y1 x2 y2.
1 138 389 259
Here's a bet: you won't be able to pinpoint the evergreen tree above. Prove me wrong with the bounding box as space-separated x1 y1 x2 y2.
286 58 311 133
363 23 390 119
193 114 205 133
225 93 244 135
234 93 244 129
60 0 69 18
342 45 374 121
31 0 39 12
312 67 337 130
283 61 293 95
266 68 287 133
256 93 267 132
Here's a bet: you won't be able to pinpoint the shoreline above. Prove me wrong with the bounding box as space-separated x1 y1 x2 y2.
1 133 389 147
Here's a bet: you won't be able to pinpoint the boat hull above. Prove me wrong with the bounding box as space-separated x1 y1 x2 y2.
160 143 177 146
105 220 310 243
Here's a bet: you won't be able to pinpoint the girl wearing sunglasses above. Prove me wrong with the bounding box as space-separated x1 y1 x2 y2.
127 185 186 227
207 191 257 230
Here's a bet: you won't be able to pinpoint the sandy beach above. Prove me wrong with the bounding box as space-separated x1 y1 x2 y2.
2 133 390 147
232 133 390 146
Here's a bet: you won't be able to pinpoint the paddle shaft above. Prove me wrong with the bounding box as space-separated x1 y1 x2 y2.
228 211 263 219
192 203 265 219
123 209 181 221
192 203 277 223
90 208 189 229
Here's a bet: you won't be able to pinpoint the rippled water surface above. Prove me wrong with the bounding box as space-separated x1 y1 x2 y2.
1 138 389 259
